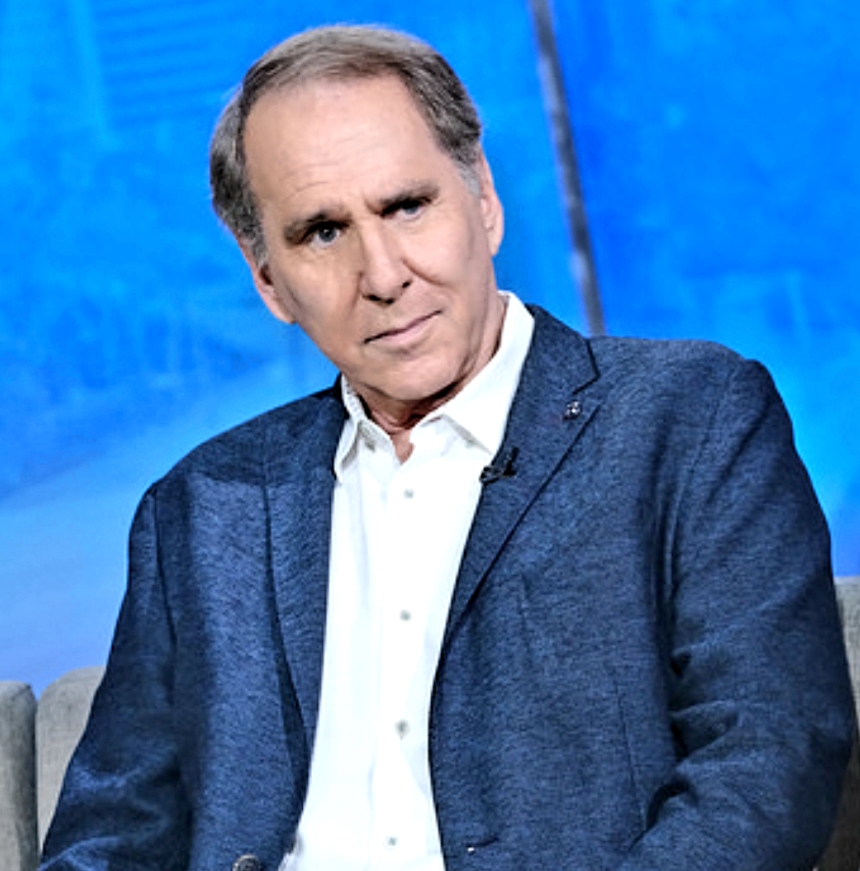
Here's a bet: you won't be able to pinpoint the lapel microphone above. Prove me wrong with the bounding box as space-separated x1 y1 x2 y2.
480 447 519 484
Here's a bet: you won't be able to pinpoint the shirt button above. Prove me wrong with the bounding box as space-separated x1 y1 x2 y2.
395 719 410 737
403 488 414 499
399 609 412 621
385 836 398 849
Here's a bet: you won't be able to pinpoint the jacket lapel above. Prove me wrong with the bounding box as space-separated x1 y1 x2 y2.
444 308 601 646
263 388 345 746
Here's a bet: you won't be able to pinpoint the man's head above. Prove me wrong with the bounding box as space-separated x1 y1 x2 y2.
209 25 505 438
210 25 484 265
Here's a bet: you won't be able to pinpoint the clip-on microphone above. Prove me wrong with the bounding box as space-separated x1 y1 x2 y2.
480 447 519 484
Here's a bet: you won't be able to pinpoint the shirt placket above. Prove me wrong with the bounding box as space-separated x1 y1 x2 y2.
368 440 436 865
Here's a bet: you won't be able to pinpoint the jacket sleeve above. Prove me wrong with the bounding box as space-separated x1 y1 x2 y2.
618 358 856 871
39 486 190 871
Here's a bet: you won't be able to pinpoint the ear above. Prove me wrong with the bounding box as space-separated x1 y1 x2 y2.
238 241 296 324
476 152 504 256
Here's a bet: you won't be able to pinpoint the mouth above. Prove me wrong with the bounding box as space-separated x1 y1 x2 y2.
366 311 439 346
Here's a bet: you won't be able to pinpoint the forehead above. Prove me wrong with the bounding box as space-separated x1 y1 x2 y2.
242 75 457 202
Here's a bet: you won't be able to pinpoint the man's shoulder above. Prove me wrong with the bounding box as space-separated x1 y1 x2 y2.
528 305 755 398
590 332 751 400
156 383 345 488
519 305 783 447
531 304 741 365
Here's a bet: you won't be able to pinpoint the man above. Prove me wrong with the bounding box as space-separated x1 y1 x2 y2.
40 24 854 871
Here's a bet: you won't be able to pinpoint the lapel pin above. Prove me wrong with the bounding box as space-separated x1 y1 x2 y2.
563 400 582 420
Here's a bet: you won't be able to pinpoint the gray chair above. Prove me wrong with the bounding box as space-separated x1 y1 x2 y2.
822 580 860 870
0 681 37 871
35 666 104 847
0 666 103 871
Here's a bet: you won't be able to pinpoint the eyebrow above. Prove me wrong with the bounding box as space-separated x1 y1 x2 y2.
377 180 440 213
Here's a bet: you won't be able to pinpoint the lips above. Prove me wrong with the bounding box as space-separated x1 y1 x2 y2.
366 311 439 345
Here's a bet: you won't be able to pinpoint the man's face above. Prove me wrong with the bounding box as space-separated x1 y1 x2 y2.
241 75 505 425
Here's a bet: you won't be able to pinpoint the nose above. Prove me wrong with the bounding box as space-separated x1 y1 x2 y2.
356 222 412 303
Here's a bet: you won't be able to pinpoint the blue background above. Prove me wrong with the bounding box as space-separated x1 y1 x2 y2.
1 0 858 692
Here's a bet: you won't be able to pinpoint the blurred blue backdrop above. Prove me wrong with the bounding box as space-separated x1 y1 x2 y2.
1 0 858 692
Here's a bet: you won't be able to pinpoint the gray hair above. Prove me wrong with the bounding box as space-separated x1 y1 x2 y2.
209 25 483 263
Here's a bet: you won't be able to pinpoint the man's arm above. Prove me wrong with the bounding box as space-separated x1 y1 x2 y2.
619 358 855 871
39 488 190 871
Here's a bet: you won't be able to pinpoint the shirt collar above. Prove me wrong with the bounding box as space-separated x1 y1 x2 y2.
334 292 534 476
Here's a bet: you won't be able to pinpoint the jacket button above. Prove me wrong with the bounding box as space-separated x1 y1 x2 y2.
232 855 263 871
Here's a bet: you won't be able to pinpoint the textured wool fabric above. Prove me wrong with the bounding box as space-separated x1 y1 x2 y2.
14 589 860 869
6 585 858 870
40 308 855 871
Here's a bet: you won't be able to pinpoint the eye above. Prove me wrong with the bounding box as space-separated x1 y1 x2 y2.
308 222 341 247
398 198 424 216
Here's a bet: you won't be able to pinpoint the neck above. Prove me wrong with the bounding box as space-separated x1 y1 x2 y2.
388 429 414 463
368 399 443 462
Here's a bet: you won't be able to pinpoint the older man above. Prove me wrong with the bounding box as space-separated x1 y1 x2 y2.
41 24 853 871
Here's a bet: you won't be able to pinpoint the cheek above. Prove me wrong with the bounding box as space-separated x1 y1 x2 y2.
272 275 362 360
409 216 484 284
271 260 348 319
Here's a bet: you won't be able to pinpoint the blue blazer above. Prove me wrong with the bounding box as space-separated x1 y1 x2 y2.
41 307 855 871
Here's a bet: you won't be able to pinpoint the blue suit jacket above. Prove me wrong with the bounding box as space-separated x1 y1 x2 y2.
41 307 855 871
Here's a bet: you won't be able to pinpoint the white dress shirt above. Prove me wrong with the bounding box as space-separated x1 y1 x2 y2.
281 293 534 871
